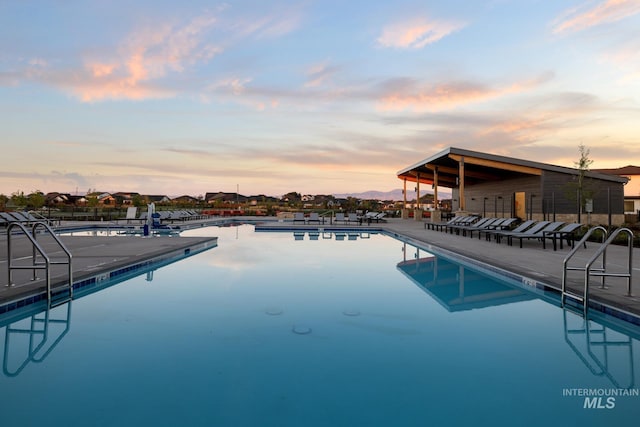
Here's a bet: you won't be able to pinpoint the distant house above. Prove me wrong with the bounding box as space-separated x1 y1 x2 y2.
112 192 141 205
144 195 171 204
173 195 200 205
46 192 71 206
87 192 117 206
593 165 640 215
68 195 88 206
205 192 248 204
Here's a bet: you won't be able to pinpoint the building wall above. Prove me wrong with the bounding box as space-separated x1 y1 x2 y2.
456 175 541 217
624 174 640 197
541 170 624 215
450 171 625 225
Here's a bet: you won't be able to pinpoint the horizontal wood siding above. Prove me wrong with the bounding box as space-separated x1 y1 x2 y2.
463 176 541 216
542 171 625 214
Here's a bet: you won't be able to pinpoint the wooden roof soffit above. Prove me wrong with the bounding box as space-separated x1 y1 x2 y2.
425 164 502 181
448 154 542 176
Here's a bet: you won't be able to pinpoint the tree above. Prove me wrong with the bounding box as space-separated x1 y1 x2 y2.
575 143 594 204
132 194 145 208
87 194 99 208
11 190 27 208
27 190 45 209
565 144 595 218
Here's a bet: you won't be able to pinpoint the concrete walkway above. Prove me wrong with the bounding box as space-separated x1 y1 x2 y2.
0 229 218 310
1 217 638 322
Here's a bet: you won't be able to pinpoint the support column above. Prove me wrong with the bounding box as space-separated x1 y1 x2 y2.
433 167 439 207
415 173 423 221
431 167 441 223
458 157 466 211
402 178 409 219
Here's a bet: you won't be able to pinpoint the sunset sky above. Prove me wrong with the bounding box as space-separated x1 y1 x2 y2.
1 0 639 198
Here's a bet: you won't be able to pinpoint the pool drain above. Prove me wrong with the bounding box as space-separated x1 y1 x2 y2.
292 326 312 335
342 309 361 316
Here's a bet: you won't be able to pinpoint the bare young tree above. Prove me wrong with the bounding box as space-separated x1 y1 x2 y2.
575 143 594 201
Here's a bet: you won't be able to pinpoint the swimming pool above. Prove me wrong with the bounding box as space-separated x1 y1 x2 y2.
1 224 639 426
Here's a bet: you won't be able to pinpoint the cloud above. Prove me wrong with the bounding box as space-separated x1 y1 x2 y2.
377 18 465 49
375 72 554 112
600 39 640 83
304 62 340 88
552 0 640 34
72 15 222 101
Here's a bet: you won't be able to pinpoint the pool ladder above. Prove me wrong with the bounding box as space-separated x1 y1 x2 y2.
561 226 634 315
6 221 73 307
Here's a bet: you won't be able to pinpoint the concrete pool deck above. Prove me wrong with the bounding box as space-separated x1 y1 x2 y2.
1 217 639 323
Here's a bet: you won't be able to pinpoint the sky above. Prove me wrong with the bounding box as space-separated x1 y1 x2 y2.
1 0 639 198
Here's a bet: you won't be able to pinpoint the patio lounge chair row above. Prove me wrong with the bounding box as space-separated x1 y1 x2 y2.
293 212 324 224
138 210 208 222
425 215 584 250
0 211 48 227
448 217 518 238
425 215 479 232
485 220 584 249
292 212 386 225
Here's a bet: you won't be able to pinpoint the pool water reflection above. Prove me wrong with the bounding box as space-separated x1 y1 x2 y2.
1 225 638 426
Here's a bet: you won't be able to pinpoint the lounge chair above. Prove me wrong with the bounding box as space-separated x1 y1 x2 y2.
508 221 565 248
308 212 321 224
335 212 346 224
477 218 519 240
0 213 10 228
347 213 359 224
445 216 479 233
493 220 546 244
449 217 497 236
426 215 469 231
293 212 305 223
364 212 386 223
1 212 17 224
458 218 506 237
542 223 584 250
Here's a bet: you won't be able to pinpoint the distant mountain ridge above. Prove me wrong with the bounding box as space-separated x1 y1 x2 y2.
333 189 451 201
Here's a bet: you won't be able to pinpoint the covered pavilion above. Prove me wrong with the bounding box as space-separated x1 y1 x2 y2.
397 147 628 226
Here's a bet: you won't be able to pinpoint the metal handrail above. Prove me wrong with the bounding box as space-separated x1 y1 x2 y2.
562 226 607 310
319 210 334 224
7 222 51 293
6 221 73 305
584 228 634 312
562 226 634 315
32 221 74 301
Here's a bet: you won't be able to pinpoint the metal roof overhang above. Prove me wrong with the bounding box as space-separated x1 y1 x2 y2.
397 147 627 188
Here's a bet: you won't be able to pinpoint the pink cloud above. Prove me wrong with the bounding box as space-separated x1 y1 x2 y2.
552 0 640 34
70 15 221 101
377 73 554 112
377 18 465 49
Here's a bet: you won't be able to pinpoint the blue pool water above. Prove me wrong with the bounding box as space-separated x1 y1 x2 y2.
1 225 639 426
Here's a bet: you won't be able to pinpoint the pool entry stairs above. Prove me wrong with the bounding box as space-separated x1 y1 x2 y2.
6 222 73 308
561 226 634 316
